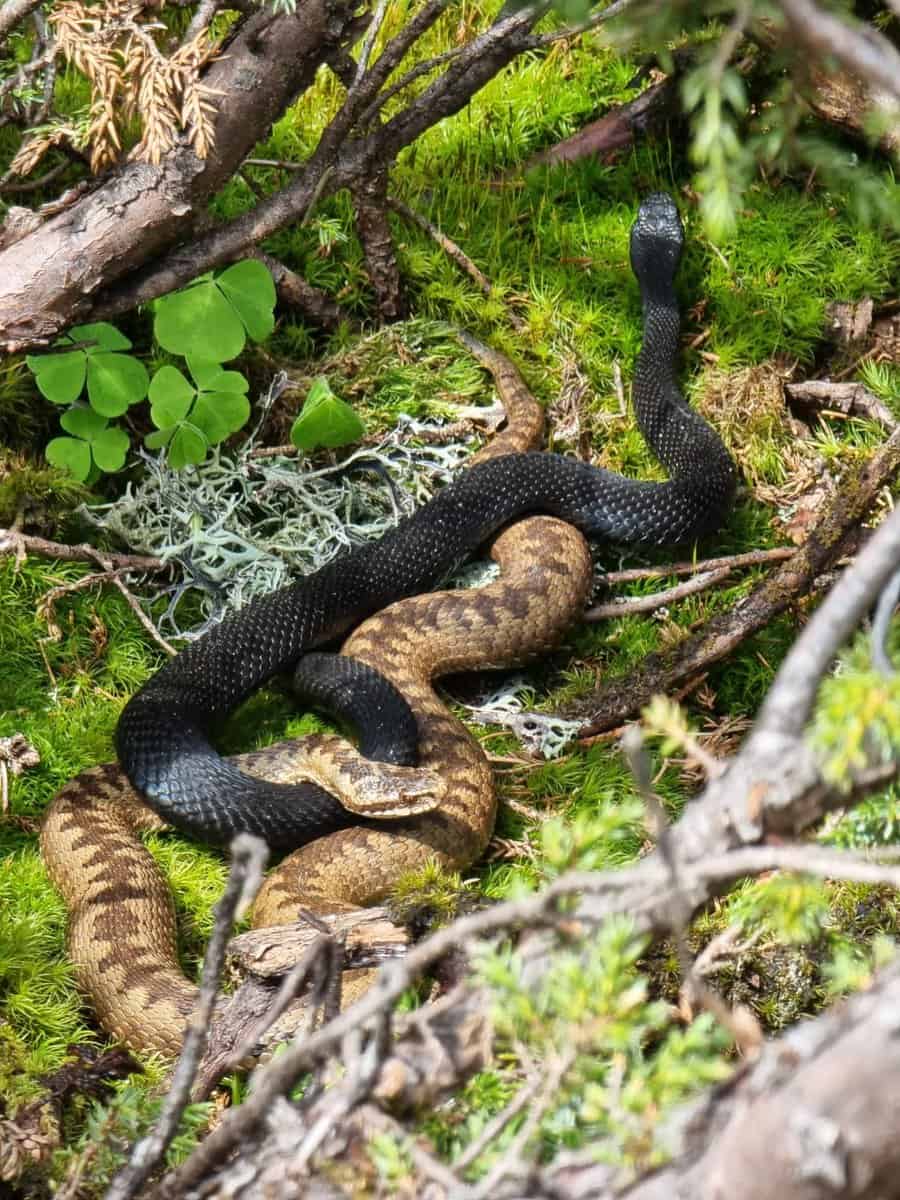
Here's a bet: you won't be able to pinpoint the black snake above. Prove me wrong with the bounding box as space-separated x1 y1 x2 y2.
115 192 737 849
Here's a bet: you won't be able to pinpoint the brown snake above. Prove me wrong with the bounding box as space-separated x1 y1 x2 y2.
40 347 595 1057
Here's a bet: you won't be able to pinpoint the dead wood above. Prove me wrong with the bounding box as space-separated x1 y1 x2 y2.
0 2 550 352
786 379 899 432
0 1 362 350
521 74 681 172
531 956 900 1200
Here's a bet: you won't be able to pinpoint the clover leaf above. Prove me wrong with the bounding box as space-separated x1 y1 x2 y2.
290 376 365 452
45 405 130 482
145 361 251 469
27 321 149 416
153 260 276 360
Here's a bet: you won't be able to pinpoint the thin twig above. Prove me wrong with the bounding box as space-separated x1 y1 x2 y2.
387 195 492 297
356 44 467 126
754 502 900 741
599 546 795 587
469 1048 576 1199
105 836 268 1200
453 1072 542 1172
0 159 70 195
0 528 169 573
183 0 219 43
708 0 752 80
353 0 390 87
586 566 733 620
108 575 177 656
529 0 638 47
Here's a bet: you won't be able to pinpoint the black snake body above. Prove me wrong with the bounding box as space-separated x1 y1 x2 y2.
116 193 737 847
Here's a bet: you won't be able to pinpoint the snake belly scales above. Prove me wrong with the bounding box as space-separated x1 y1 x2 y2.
41 194 736 1056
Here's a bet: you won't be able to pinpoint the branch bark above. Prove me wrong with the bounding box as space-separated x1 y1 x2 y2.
0 1 362 349
534 957 900 1200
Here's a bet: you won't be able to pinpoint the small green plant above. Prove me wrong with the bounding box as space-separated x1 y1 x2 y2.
45 405 131 481
153 261 276 361
290 375 365 452
145 360 250 469
24 260 368 481
27 322 149 415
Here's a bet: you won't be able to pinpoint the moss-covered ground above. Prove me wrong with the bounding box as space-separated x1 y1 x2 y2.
2 1 900 1191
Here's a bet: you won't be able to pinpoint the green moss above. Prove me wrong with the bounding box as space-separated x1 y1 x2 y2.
1 4 899 1188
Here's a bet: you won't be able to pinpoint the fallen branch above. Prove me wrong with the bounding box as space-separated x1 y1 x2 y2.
599 546 795 587
585 565 732 620
37 569 176 657
521 74 680 171
786 378 898 431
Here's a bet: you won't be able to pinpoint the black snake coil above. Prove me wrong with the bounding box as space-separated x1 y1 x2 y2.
116 193 737 847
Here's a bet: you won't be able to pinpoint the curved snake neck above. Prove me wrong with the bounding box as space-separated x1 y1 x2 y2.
116 192 736 846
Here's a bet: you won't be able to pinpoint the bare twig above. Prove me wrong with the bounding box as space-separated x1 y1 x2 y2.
0 528 169 573
353 0 390 87
528 0 639 47
105 836 268 1200
108 575 177 656
600 546 795 586
252 252 356 331
387 195 492 297
35 567 177 656
1 160 70 196
586 565 733 620
469 1048 576 1199
754 502 900 741
453 1073 543 1172
709 0 752 80
183 0 220 44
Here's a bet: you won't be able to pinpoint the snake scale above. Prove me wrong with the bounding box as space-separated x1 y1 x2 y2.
41 194 736 1056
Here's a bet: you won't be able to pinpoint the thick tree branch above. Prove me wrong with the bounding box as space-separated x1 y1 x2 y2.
777 0 900 103
79 2 541 326
532 956 900 1199
0 0 362 349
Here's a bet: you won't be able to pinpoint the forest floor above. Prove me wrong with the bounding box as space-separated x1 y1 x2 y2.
1 4 899 1194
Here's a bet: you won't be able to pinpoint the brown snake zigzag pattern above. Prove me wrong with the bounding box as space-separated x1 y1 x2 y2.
40 345 594 1056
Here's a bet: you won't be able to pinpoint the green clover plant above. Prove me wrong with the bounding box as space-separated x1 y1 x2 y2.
145 360 251 469
26 260 365 482
290 376 365 452
45 406 130 483
27 322 149 416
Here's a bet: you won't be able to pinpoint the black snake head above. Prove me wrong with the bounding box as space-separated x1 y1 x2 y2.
629 192 684 296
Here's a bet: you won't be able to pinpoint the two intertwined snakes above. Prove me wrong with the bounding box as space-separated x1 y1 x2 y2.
41 194 736 1055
